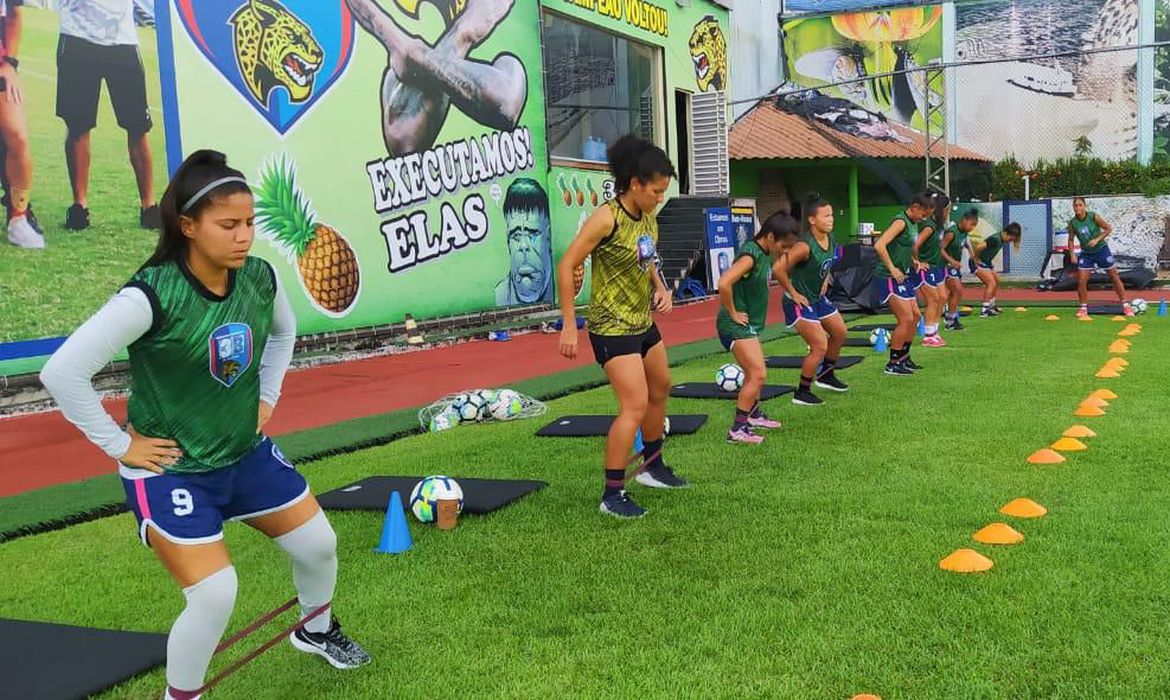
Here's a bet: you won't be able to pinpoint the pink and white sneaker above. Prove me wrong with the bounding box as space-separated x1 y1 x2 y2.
922 335 945 348
727 426 765 444
748 414 782 429
1124 303 1135 317
1077 305 1090 319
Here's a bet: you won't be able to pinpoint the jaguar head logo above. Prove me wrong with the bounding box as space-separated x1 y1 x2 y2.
230 0 324 106
689 16 727 92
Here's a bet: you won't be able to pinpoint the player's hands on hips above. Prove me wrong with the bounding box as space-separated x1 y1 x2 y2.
257 401 274 434
559 327 578 359
0 63 20 105
915 261 929 272
892 269 906 283
731 309 750 326
791 292 811 308
653 288 672 314
121 425 182 474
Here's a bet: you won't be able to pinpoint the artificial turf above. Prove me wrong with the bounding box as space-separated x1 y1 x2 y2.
1 311 1168 698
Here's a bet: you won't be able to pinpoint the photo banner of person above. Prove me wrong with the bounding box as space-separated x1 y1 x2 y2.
0 0 170 352
159 0 551 335
781 6 943 132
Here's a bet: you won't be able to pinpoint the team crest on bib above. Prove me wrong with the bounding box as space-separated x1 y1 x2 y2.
209 323 254 387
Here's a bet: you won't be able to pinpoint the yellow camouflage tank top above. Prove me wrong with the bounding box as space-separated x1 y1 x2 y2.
587 200 658 336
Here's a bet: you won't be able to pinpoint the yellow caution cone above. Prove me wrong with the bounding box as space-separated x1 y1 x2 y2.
939 549 994 573
1063 425 1097 438
1028 448 1066 464
404 314 424 345
1000 498 1047 518
1051 437 1088 452
973 523 1025 545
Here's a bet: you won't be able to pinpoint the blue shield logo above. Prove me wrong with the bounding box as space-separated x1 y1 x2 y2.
174 0 355 134
208 323 254 387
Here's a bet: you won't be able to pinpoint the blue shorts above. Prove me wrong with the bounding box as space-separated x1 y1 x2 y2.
871 276 917 304
1077 245 1116 271
922 266 947 287
945 265 963 280
782 296 839 326
122 437 310 547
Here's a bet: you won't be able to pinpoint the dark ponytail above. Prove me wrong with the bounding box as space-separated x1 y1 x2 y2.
606 134 676 194
931 192 951 228
144 149 251 270
801 192 830 234
911 192 935 210
757 210 800 241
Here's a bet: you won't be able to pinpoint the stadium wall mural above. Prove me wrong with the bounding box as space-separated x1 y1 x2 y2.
0 0 728 368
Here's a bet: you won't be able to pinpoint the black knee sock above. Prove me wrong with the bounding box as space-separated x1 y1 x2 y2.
799 374 813 392
604 469 625 497
749 402 763 418
901 342 913 363
642 438 664 470
890 347 906 363
733 407 749 431
819 357 838 379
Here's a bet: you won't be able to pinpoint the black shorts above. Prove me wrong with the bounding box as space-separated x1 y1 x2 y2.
56 34 153 135
588 324 663 367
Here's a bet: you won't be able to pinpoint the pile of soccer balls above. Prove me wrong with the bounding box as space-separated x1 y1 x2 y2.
420 388 547 432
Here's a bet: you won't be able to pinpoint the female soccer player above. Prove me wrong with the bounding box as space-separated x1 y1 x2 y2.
971 222 1022 317
1068 197 1132 318
872 192 933 375
940 208 978 331
40 150 370 700
775 193 850 405
912 193 949 347
557 135 683 519
715 210 799 444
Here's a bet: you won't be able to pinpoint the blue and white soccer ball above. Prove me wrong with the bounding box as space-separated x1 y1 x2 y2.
428 407 461 432
410 475 465 523
451 392 488 422
475 388 500 406
1131 298 1148 314
869 328 891 346
489 389 524 420
715 363 745 392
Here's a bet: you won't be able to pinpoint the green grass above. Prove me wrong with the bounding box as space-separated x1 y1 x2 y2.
0 8 168 343
1 313 1169 697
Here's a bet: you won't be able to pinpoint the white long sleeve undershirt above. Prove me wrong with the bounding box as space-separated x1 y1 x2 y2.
39 278 297 461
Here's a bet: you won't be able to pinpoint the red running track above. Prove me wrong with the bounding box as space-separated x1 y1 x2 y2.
0 287 1155 497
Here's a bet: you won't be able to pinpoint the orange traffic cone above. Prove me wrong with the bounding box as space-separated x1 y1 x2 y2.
1075 404 1106 417
1051 437 1088 452
1000 498 1047 518
973 523 1025 545
1091 389 1118 400
1028 448 1066 464
1081 396 1109 408
940 549 994 573
1063 425 1097 438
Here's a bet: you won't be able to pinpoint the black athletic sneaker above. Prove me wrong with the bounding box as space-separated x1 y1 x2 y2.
600 490 647 518
945 318 965 331
140 205 161 230
792 389 823 406
65 203 90 231
903 358 923 371
815 374 849 392
635 463 689 489
989 306 1002 316
290 617 371 670
884 362 914 376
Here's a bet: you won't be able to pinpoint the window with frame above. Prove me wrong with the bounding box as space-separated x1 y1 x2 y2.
541 11 662 165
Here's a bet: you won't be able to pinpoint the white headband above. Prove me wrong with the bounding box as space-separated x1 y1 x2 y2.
181 176 249 213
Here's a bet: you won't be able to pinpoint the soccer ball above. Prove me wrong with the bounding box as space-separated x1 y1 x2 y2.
869 328 890 346
451 392 488 422
428 407 460 432
489 389 524 420
1131 298 1148 314
715 363 744 392
663 416 671 436
409 475 465 523
475 388 499 406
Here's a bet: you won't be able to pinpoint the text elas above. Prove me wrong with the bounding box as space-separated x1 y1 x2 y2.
365 128 535 273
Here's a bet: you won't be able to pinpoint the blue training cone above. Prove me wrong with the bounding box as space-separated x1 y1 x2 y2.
873 332 888 353
917 317 926 336
633 428 644 454
376 490 413 554
1158 299 1167 317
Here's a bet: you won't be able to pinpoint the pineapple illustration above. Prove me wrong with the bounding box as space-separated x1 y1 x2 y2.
255 157 360 316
